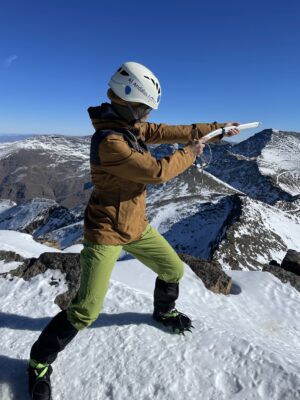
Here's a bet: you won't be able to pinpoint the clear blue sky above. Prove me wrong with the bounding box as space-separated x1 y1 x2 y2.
1 0 299 141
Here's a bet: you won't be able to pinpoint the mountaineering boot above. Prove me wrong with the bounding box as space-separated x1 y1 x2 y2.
28 359 52 400
153 278 193 334
153 308 193 334
153 277 179 313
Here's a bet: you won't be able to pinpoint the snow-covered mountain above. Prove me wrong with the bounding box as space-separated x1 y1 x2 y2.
146 173 300 269
213 196 300 270
0 130 299 269
233 129 300 196
0 232 300 400
1 129 298 208
0 135 91 207
0 199 16 214
206 129 300 212
0 134 35 143
0 198 83 247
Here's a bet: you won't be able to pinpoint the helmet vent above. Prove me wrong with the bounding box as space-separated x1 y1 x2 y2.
144 75 160 94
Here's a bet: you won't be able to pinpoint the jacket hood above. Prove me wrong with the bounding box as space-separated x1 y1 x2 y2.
88 103 133 131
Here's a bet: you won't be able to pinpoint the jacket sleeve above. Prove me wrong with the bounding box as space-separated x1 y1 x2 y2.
98 135 196 184
134 121 227 144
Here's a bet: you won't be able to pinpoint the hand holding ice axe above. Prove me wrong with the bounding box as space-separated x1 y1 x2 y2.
186 121 262 157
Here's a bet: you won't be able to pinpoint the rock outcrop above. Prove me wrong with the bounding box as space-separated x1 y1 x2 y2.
0 250 24 263
263 249 300 292
281 249 300 276
179 253 232 294
2 252 81 309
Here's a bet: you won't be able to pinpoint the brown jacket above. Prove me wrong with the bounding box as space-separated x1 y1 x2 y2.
84 103 226 245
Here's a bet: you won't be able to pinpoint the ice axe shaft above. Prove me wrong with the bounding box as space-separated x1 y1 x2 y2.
199 121 262 143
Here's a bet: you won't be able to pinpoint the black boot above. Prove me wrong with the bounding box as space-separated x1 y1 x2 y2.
153 278 179 313
30 310 78 364
28 360 52 400
29 310 78 399
152 278 193 334
153 308 193 334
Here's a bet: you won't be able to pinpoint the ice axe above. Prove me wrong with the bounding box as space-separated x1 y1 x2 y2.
193 122 262 183
199 121 262 143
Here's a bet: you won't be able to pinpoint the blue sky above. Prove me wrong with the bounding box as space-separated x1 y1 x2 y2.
1 0 299 140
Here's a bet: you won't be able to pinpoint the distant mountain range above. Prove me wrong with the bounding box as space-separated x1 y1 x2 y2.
0 135 91 207
0 134 36 143
0 129 299 269
206 129 300 207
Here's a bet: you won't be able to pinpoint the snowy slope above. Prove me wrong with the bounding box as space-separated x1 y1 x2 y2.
257 132 300 196
0 199 16 214
0 198 58 232
214 197 300 270
206 129 300 208
148 194 239 259
0 230 60 259
0 135 89 168
146 172 300 269
0 135 91 207
0 134 34 143
0 236 300 400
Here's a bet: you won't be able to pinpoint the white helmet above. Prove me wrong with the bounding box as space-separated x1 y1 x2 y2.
108 61 161 110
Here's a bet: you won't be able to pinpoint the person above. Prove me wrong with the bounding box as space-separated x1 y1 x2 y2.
28 61 240 400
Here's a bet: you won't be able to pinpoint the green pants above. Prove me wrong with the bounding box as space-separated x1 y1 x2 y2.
67 224 184 330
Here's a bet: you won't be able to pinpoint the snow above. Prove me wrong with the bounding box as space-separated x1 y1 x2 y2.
0 200 16 215
203 170 245 195
257 133 300 196
213 196 300 270
245 199 300 264
0 260 22 273
0 199 57 232
0 135 90 173
0 230 60 258
206 130 300 204
1 235 300 399
62 244 83 253
42 221 84 249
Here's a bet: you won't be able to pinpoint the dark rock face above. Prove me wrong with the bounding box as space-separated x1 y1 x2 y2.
263 249 300 292
269 260 280 266
34 207 79 237
0 198 83 248
206 129 300 206
281 250 300 276
212 196 300 271
151 193 243 261
179 253 232 295
263 264 300 292
0 198 59 234
0 250 24 263
2 252 81 309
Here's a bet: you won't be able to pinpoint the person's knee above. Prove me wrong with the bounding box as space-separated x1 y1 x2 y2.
66 305 100 331
161 259 184 283
173 260 184 282
177 261 184 280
